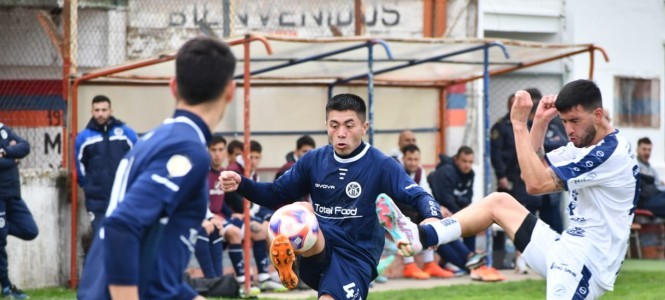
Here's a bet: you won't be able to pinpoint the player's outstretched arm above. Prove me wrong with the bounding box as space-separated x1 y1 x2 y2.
219 170 241 192
529 94 560 164
512 91 564 195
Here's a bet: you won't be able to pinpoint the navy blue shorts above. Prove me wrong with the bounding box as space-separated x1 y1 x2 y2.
299 241 373 300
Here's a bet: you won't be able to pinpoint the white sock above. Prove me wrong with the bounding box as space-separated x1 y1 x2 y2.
258 273 270 282
429 217 462 245
403 256 415 264
423 249 435 263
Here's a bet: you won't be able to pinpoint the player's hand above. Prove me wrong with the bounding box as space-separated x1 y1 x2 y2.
498 177 511 191
210 216 223 230
534 94 559 123
219 171 241 192
510 90 533 127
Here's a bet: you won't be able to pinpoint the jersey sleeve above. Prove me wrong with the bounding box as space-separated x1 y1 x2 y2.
545 142 578 166
236 153 311 211
547 140 619 191
383 158 441 220
103 145 209 285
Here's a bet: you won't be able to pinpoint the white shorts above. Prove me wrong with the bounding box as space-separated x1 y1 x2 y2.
521 219 607 299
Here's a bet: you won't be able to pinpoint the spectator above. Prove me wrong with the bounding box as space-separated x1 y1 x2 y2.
275 135 316 180
636 137 665 217
225 140 285 292
389 129 416 163
194 135 234 279
75 95 138 234
0 123 39 299
398 144 454 280
226 140 243 167
428 146 475 249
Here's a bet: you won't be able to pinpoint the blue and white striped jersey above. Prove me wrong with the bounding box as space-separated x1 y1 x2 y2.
546 129 638 291
78 109 212 300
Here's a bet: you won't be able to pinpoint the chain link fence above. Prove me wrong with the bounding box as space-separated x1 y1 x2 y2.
0 0 428 171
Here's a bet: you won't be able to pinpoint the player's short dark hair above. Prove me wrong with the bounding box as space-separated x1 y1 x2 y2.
326 93 367 122
176 37 236 105
401 144 420 155
455 145 474 157
250 140 262 153
92 95 111 105
209 134 227 147
296 135 316 150
227 140 243 155
638 137 652 146
555 79 602 113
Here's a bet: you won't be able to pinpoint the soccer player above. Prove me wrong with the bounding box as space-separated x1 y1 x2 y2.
405 80 638 299
220 93 441 300
77 36 236 300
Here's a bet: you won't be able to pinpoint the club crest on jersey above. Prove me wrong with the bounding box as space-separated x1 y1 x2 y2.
345 182 362 198
167 155 192 177
114 127 124 136
0 129 6 140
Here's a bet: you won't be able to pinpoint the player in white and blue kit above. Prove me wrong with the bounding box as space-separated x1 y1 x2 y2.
77 36 237 300
220 94 441 300
411 80 638 299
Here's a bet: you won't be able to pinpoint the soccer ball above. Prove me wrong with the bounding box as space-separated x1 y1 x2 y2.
268 204 319 252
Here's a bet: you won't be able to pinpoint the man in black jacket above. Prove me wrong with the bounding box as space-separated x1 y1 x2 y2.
428 146 475 249
0 123 38 298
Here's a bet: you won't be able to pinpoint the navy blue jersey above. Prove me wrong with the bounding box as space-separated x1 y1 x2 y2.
78 110 212 300
236 143 441 270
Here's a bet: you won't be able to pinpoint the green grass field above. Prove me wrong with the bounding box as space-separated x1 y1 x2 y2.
24 260 665 299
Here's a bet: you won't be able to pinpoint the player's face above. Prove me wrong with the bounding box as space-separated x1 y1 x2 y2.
208 142 226 169
295 145 314 159
403 151 421 174
559 105 601 148
454 152 474 174
249 151 262 172
637 143 652 162
326 110 368 156
91 101 112 125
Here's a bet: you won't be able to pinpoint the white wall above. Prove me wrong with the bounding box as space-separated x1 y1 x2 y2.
566 0 665 173
78 83 442 172
7 171 70 288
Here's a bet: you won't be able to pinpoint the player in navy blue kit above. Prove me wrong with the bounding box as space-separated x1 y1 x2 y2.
220 94 441 300
77 36 236 300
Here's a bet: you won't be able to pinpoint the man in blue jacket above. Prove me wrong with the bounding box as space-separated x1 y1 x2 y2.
0 123 38 299
75 95 138 234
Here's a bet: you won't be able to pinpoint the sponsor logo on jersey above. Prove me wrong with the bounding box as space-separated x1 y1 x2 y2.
550 262 577 277
314 203 359 217
574 172 597 184
585 161 594 168
315 183 336 189
566 226 585 237
570 217 588 224
596 150 605 157
346 182 362 198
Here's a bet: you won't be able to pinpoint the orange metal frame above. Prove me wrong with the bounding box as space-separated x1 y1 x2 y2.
67 34 272 289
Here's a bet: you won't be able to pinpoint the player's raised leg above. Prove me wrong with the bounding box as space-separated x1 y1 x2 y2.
375 193 423 256
420 192 530 248
268 202 324 289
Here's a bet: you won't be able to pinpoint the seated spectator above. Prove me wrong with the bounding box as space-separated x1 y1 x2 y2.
637 137 665 218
